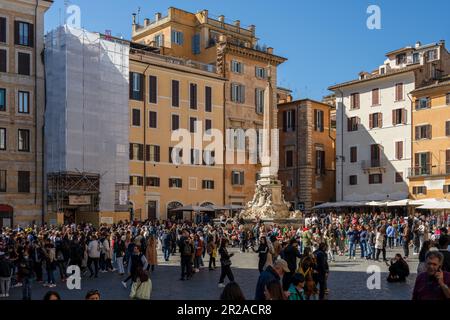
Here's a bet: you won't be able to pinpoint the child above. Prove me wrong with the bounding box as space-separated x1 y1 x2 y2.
288 273 306 300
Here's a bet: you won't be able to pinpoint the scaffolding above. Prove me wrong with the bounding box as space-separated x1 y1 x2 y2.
44 25 130 215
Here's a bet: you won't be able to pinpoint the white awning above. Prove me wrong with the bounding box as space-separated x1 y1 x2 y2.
417 199 450 210
386 199 410 207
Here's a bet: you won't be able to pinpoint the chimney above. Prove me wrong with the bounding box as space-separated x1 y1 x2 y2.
249 25 256 35
266 47 273 54
415 41 421 48
144 18 150 27
202 9 208 19
155 12 161 22
218 15 225 24
234 20 240 28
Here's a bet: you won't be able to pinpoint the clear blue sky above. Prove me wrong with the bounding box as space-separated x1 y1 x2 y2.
45 0 450 100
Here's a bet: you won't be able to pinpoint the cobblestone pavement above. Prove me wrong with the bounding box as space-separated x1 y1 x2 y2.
4 245 418 300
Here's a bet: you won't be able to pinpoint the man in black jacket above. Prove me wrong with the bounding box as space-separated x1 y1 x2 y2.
314 242 329 300
254 259 290 300
0 252 12 297
282 239 302 291
178 229 194 281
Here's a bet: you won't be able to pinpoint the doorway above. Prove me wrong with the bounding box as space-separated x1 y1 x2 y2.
148 201 157 221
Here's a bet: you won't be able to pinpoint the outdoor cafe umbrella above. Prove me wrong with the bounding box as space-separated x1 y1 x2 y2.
170 205 215 221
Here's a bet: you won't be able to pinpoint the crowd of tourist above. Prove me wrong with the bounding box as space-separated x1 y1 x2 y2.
0 210 449 300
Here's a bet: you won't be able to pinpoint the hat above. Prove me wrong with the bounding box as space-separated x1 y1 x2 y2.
274 259 290 273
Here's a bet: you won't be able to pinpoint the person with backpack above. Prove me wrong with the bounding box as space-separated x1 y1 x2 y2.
178 229 194 281
122 245 148 288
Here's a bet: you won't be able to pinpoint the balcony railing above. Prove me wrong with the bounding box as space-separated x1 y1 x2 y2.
408 165 450 178
360 159 386 171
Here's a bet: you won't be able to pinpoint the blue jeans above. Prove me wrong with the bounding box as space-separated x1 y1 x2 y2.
360 240 367 258
349 242 356 257
163 247 170 261
22 277 32 300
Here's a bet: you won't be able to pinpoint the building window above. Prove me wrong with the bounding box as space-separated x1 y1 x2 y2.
415 124 432 140
232 171 245 186
347 116 360 132
0 128 5 150
395 141 403 160
0 88 5 111
205 86 212 112
315 150 326 175
283 109 295 132
146 177 160 187
414 152 430 175
426 49 437 61
192 33 201 54
372 88 380 105
171 80 179 107
395 83 403 101
395 172 403 183
286 150 293 168
231 60 244 74
350 93 360 109
149 75 157 104
412 186 427 195
286 179 293 188
18 129 30 152
255 88 264 114
349 175 357 186
154 34 164 47
202 180 215 190
171 114 180 131
0 49 6 73
18 91 30 114
130 72 143 101
205 119 212 134
18 171 30 193
171 30 184 45
415 97 430 110
169 178 182 188
190 148 201 165
190 117 197 133
413 52 420 64
231 83 245 103
129 176 144 186
18 52 30 75
16 21 33 47
129 143 144 161
169 147 182 164
0 170 5 192
255 67 267 79
190 83 197 109
396 53 406 65
369 174 382 184
149 111 157 128
350 146 357 163
443 185 450 194
132 109 140 126
0 17 6 43
314 109 324 132
370 144 381 167
446 121 450 136
369 112 382 129
392 108 407 125
146 145 160 162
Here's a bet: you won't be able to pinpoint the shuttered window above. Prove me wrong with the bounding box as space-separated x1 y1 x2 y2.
392 108 407 125
192 33 201 55
202 180 215 190
314 110 324 132
129 72 143 101
286 150 293 168
395 172 403 183
149 76 157 104
190 117 197 133
205 86 212 112
146 145 160 162
169 178 182 188
231 83 245 103
370 144 381 167
129 143 144 161
350 146 357 163
395 83 403 101
0 170 6 192
372 88 380 105
18 171 30 193
232 171 245 186
171 114 180 131
0 88 6 111
315 150 326 175
169 147 183 164
132 109 140 126
415 125 432 140
171 80 179 107
347 117 359 132
349 175 357 185
369 113 382 129
412 186 427 195
149 111 157 128
369 174 382 184
0 49 6 73
395 141 403 160
146 177 160 187
0 128 6 150
0 17 6 43
446 121 450 136
190 83 197 109
15 21 33 47
18 52 30 75
350 93 360 109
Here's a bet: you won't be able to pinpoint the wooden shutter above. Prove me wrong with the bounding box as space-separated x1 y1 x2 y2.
240 85 245 103
427 125 432 139
149 76 157 103
18 52 30 75
392 110 397 125
129 72 134 99
415 126 420 140
446 121 450 136
355 93 360 109
397 141 403 160
240 172 244 185
283 111 287 132
205 86 212 112
129 143 134 160
28 23 34 47
291 109 296 130
146 145 150 161
0 49 6 73
138 144 144 161
172 80 180 107
155 146 160 162
14 21 19 45
378 113 383 128
314 110 318 131
369 114 373 129
401 109 407 124
347 118 352 132
0 18 6 43
372 88 379 105
446 150 450 173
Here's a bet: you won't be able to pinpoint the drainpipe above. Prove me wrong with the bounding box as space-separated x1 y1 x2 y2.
407 91 414 203
337 88 344 202
142 63 151 220
327 104 336 202
34 1 40 224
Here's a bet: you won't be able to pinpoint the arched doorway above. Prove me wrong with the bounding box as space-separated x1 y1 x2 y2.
167 201 183 221
0 204 13 228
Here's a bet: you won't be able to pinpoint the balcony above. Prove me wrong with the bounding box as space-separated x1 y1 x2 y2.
408 165 450 178
360 159 386 173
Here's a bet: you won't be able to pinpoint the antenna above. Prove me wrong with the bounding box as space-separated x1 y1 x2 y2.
137 7 141 25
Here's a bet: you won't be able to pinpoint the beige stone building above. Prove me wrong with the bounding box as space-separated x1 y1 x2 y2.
0 0 52 227
131 7 286 209
128 44 225 221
